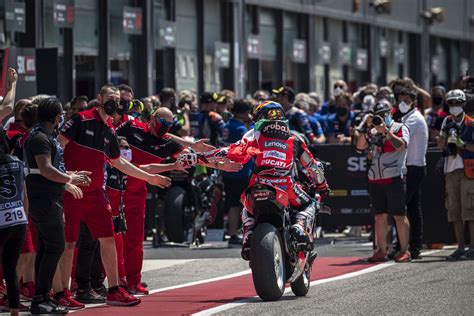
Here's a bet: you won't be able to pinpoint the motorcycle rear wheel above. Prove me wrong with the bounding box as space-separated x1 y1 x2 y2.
250 223 286 301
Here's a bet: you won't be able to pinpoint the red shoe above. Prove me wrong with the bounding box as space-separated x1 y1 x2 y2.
19 302 29 312
106 287 141 306
395 251 412 263
129 283 149 295
0 295 8 312
368 251 388 262
54 289 85 310
20 281 35 301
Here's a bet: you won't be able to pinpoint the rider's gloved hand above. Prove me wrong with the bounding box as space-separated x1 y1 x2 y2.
177 151 198 167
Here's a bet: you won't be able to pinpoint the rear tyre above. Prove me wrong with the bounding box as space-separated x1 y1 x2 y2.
250 223 286 301
164 186 186 243
290 264 310 296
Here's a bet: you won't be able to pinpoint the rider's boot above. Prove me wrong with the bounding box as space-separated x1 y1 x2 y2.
241 208 256 261
290 202 317 248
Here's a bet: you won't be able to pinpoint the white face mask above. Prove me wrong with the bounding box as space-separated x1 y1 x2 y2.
120 148 132 162
334 87 343 97
449 106 464 117
398 101 411 114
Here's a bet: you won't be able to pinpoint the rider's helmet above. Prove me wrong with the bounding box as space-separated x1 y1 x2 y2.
252 101 286 122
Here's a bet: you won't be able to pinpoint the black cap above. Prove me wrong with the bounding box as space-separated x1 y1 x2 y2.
373 99 392 116
232 99 252 114
271 86 295 102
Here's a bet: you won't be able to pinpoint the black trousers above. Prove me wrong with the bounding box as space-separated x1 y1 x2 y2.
76 221 104 290
392 166 426 252
29 193 66 297
0 224 26 309
406 166 426 251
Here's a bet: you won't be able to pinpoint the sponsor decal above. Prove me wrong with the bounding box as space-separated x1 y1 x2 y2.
263 150 286 161
258 178 288 185
263 140 288 150
330 189 348 197
133 132 144 142
351 189 369 196
85 129 94 136
261 159 286 167
347 156 367 172
262 121 289 134
253 190 271 201
341 208 353 214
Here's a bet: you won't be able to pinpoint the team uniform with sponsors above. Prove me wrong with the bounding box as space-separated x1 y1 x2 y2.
60 108 120 242
114 115 183 288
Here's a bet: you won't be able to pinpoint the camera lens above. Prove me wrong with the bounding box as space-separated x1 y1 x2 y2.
372 115 383 126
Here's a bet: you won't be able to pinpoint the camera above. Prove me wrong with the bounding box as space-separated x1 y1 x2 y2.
443 124 460 157
372 115 384 126
113 207 127 234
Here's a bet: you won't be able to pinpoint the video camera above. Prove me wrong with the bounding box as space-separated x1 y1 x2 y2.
443 121 461 157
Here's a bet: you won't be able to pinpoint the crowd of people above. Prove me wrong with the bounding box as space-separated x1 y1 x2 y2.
0 64 473 315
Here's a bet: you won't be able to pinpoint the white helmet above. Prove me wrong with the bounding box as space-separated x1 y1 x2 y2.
445 89 466 103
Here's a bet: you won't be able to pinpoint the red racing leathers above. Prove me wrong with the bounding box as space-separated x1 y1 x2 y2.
202 119 328 243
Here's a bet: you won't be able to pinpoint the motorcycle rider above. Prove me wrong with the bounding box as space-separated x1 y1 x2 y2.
203 101 329 260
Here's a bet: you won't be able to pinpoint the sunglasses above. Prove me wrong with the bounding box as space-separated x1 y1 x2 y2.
158 118 173 126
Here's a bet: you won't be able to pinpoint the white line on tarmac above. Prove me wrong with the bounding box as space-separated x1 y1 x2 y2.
193 250 441 316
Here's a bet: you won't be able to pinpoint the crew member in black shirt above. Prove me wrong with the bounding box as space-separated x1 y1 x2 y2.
25 97 91 314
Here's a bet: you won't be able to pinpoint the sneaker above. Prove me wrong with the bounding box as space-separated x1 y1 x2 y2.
228 235 243 246
410 249 422 260
128 283 149 295
367 251 388 262
19 302 29 311
54 290 85 310
20 281 35 301
460 249 474 260
394 251 412 263
0 295 8 312
30 295 69 315
92 284 108 298
446 248 466 261
106 287 141 306
387 249 399 260
75 287 106 304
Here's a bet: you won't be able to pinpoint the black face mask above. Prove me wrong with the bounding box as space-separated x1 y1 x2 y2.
117 100 128 116
104 100 118 116
336 107 348 117
432 96 443 106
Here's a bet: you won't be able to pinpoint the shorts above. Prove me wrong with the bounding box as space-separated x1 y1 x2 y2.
64 189 114 243
445 169 474 222
369 177 406 216
223 177 249 209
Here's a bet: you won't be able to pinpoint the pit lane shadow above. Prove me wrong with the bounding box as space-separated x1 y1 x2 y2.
199 295 301 305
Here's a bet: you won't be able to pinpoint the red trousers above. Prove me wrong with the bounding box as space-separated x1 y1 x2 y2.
122 186 147 287
106 187 126 280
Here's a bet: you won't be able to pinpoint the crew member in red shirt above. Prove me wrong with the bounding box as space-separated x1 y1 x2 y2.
56 85 171 307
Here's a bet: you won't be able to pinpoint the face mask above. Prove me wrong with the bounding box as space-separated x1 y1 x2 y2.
334 87 343 97
432 96 443 106
449 106 464 117
384 116 393 127
103 100 118 116
56 114 65 130
336 107 348 116
120 148 132 162
398 101 411 114
117 100 129 116
151 118 172 138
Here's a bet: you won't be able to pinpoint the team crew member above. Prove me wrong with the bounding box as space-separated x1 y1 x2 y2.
222 99 254 245
0 130 27 316
57 85 171 306
115 107 189 294
24 97 91 314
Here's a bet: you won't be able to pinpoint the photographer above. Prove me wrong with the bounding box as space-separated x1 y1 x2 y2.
355 100 412 263
438 89 474 261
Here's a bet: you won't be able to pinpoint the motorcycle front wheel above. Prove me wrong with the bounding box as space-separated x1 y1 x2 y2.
250 223 286 301
290 263 311 296
164 186 186 243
